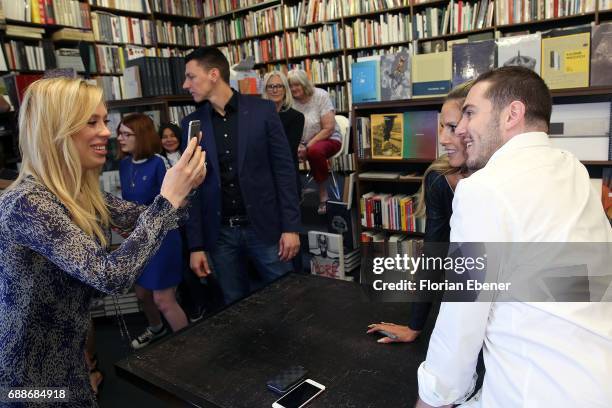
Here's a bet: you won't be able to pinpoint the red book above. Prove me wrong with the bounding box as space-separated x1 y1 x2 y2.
458 1 463 32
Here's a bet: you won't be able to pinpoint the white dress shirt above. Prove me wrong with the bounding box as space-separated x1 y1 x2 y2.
417 132 612 407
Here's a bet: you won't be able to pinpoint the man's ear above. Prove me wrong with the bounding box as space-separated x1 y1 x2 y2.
505 100 526 131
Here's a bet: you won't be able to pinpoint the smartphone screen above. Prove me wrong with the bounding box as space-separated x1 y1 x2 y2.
272 380 324 408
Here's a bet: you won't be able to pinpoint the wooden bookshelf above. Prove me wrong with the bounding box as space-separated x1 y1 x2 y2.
152 12 202 23
89 5 151 18
361 226 425 236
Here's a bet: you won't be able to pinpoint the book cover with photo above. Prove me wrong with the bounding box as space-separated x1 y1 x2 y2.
327 201 359 251
497 33 541 74
591 21 612 87
541 26 590 90
380 48 411 101
370 113 404 159
308 231 345 279
403 110 439 160
451 39 496 88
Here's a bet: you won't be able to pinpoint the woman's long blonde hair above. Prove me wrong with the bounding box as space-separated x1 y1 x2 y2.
414 80 473 218
11 77 111 246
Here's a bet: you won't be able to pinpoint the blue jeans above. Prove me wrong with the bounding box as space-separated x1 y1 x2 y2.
208 225 291 304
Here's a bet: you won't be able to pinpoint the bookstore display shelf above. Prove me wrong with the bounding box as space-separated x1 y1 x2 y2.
353 97 444 110
89 5 152 18
342 5 412 20
411 0 451 11
358 177 424 183
106 96 171 108
152 12 202 22
581 161 612 166
358 158 433 164
550 86 612 98
234 28 286 43
416 26 494 42
3 34 48 41
156 42 198 50
495 12 596 30
362 226 425 236
4 19 89 31
358 175 423 184
52 38 95 45
202 0 281 22
347 40 414 53
164 95 193 103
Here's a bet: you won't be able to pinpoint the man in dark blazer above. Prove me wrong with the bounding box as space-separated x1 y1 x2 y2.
180 47 301 304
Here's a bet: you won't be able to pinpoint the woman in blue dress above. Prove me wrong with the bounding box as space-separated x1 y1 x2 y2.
117 113 189 349
0 77 205 407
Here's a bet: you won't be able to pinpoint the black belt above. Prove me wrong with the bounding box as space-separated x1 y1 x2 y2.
222 215 250 227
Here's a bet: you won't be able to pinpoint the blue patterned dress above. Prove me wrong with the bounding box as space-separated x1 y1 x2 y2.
0 177 185 407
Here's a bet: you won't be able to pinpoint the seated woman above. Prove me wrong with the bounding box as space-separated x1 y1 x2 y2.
262 70 305 197
0 77 205 406
117 113 189 349
287 69 342 215
367 81 474 343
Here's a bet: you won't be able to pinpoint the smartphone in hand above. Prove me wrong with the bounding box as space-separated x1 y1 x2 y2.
188 120 201 143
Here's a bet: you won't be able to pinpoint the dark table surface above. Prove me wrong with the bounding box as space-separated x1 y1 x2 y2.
116 273 437 407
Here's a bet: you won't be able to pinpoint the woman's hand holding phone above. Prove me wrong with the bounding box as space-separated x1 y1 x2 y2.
160 136 206 208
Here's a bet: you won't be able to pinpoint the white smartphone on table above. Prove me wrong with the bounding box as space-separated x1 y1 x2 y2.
271 379 325 408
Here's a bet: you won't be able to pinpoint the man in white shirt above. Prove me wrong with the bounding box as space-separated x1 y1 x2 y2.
415 67 612 407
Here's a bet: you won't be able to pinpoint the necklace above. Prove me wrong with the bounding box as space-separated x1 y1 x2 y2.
129 167 138 188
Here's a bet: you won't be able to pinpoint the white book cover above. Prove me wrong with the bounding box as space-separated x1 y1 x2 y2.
549 102 610 161
496 32 541 75
308 231 345 279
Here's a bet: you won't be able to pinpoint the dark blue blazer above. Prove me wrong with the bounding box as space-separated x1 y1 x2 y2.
180 93 301 251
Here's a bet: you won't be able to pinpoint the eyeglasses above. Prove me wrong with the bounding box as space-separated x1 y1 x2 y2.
117 131 136 138
266 84 285 92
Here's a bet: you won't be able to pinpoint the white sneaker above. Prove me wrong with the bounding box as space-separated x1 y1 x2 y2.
131 326 167 350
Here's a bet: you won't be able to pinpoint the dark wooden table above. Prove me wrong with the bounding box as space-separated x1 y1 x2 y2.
116 273 436 407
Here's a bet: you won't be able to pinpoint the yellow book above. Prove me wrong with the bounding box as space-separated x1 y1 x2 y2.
541 28 590 90
411 51 452 98
30 0 41 24
370 113 404 159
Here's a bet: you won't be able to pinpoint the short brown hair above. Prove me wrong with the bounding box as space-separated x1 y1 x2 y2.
117 113 161 160
185 47 230 84
473 66 552 129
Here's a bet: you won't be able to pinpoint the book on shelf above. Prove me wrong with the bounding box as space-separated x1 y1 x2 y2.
411 51 452 98
5 25 44 39
603 168 612 227
590 21 612 87
51 28 95 42
451 39 496 88
496 32 541 74
358 171 401 180
351 58 381 103
122 65 142 98
360 192 425 233
55 48 85 72
541 26 591 90
2 73 43 108
380 48 412 101
404 111 439 160
549 102 610 161
370 113 404 159
420 39 447 54
327 201 359 251
355 116 372 159
90 0 151 13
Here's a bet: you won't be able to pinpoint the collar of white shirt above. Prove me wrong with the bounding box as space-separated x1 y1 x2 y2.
487 131 550 165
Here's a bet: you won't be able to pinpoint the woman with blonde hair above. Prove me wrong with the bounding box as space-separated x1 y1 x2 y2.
367 80 473 343
0 77 205 405
262 70 304 196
